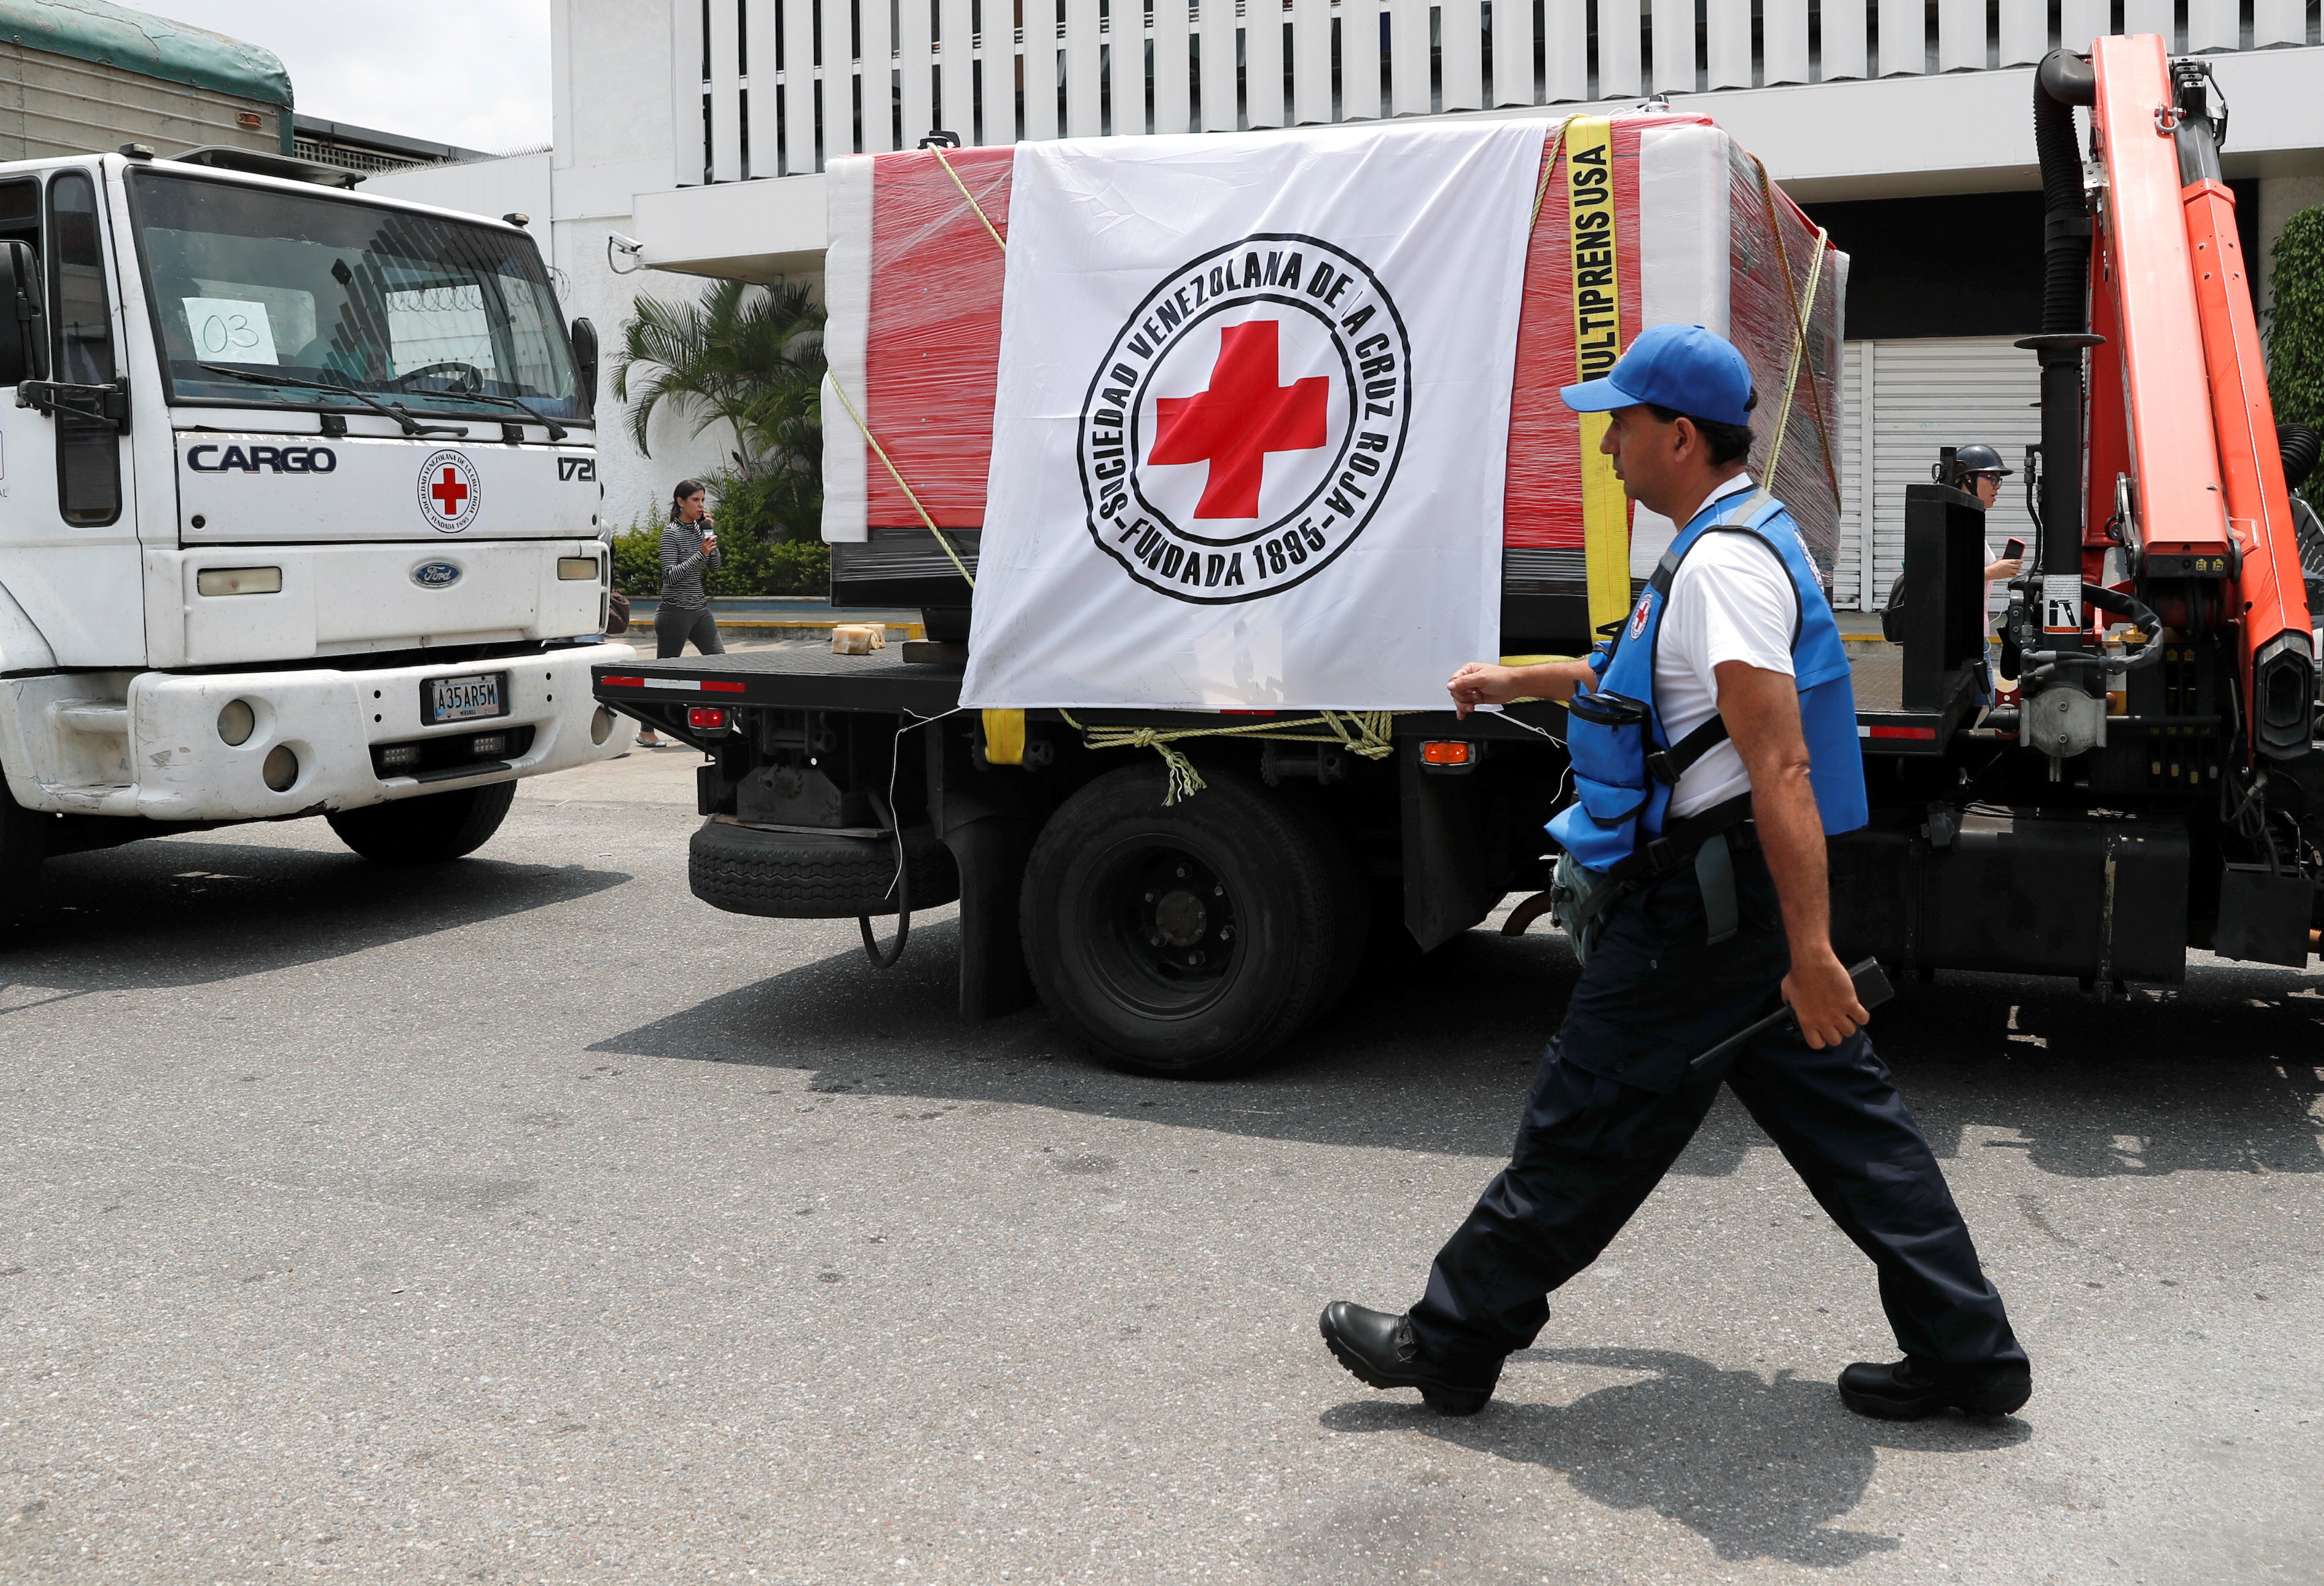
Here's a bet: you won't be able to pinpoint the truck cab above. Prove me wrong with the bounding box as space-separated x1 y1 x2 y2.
0 150 631 890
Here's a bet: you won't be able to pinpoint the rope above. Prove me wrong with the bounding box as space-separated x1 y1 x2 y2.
1750 157 1843 516
824 372 976 588
1529 118 1577 227
1757 222 1829 501
1058 708 1402 805
931 146 1007 253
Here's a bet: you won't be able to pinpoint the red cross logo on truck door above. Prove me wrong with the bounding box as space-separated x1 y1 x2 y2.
1148 321 1330 519
416 448 483 534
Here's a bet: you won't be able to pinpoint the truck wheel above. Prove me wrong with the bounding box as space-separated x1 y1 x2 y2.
1020 763 1348 1078
0 784 47 923
327 781 517 866
689 817 960 918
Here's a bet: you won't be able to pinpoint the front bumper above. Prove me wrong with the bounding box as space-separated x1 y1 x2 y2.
3 643 639 821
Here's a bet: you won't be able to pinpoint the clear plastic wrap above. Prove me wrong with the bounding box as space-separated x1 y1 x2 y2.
1724 136 1847 576
860 144 1013 528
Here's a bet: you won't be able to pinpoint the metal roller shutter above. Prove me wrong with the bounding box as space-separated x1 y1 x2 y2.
1833 336 2043 610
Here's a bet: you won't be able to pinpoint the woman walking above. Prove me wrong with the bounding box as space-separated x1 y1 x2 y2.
638 480 723 746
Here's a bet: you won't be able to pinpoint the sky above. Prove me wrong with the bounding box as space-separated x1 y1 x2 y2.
128 1 552 156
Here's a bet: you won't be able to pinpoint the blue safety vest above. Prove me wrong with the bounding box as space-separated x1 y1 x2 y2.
1547 490 1868 876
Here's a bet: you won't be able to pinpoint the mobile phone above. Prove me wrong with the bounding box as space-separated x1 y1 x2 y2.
2003 538 2025 560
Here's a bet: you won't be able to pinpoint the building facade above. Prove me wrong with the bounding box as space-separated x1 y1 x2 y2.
385 0 2324 600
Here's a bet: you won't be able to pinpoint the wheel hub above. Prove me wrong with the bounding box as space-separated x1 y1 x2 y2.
1126 853 1234 976
1154 889 1207 946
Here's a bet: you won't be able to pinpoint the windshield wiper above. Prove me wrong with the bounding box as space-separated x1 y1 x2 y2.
414 387 569 441
197 363 468 439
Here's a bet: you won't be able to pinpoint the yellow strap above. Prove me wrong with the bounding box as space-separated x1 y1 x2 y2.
1564 115 1630 636
931 146 1007 254
981 707 1025 765
824 372 976 589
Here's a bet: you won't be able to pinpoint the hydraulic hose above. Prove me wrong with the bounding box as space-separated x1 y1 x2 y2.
2029 50 2099 588
2034 51 2096 338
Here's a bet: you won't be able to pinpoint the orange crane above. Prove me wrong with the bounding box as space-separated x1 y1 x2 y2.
2041 35 2315 761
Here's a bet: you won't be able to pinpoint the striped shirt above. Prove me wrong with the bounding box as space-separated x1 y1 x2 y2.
659 521 723 610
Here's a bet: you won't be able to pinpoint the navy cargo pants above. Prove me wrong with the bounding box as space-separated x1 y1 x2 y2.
1408 842 2024 1374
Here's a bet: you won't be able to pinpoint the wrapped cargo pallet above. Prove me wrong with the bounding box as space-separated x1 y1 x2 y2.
823 115 1843 676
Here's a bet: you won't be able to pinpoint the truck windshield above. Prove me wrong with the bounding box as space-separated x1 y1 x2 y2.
126 169 583 422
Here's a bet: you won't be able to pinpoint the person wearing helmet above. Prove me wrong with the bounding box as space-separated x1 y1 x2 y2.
1949 444 2021 592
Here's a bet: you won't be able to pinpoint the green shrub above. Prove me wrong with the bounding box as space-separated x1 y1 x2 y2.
610 524 662 595
608 503 830 599
2266 205 2324 496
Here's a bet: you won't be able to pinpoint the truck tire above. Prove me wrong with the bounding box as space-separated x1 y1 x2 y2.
688 817 960 918
327 781 517 865
1019 763 1350 1079
0 784 47 924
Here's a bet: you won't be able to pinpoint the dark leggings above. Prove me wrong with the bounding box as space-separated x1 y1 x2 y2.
654 604 724 658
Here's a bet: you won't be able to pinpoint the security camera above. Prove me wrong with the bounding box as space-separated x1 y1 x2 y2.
607 232 644 254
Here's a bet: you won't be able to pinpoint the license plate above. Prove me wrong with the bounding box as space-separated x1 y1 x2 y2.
424 671 507 724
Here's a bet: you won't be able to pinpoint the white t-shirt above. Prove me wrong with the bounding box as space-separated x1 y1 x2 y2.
1650 474 1799 818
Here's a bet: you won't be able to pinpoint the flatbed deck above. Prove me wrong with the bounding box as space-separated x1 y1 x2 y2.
594 640 1921 744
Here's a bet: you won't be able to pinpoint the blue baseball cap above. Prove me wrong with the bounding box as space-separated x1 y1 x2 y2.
1560 323 1757 428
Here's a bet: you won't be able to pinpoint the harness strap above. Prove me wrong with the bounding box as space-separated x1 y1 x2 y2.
1694 829 1739 947
1645 712 1731 787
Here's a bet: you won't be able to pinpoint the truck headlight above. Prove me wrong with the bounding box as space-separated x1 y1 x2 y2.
217 699 255 746
558 557 599 581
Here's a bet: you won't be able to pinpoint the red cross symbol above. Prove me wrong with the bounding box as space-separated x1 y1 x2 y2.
1148 321 1329 519
430 466 469 517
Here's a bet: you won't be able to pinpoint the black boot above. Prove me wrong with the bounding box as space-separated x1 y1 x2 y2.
1839 1356 2031 1420
1318 1301 1499 1416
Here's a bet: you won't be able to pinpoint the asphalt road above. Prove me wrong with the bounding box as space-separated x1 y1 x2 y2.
3 744 2320 1584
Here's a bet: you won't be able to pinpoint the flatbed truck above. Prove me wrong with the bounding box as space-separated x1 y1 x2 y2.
595 36 2324 1077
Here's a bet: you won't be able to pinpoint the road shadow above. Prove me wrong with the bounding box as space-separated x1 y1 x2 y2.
591 919 2324 1179
1 836 627 994
1319 1346 2028 1567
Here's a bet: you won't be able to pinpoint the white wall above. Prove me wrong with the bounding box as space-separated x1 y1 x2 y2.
361 152 553 229
542 0 732 534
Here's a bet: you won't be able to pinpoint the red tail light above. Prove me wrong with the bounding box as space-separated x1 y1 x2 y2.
687 707 727 730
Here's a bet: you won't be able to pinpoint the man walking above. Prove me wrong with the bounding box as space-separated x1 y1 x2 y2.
1319 325 2029 1422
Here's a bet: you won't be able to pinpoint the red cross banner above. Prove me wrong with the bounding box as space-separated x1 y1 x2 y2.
957 123 1547 711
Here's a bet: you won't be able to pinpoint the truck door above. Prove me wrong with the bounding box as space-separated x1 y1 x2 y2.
0 168 142 666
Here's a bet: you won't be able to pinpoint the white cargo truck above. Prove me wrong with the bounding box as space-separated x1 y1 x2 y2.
0 147 633 899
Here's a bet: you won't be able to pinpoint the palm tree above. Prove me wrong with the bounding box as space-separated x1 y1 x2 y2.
612 279 826 483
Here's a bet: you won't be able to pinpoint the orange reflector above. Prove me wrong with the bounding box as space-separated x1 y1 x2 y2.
1420 740 1474 766
687 707 727 730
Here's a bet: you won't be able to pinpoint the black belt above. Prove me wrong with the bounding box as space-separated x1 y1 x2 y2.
1603 793 1758 948
1605 793 1757 885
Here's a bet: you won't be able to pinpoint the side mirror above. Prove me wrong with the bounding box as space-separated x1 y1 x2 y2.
0 240 44 387
569 316 598 416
